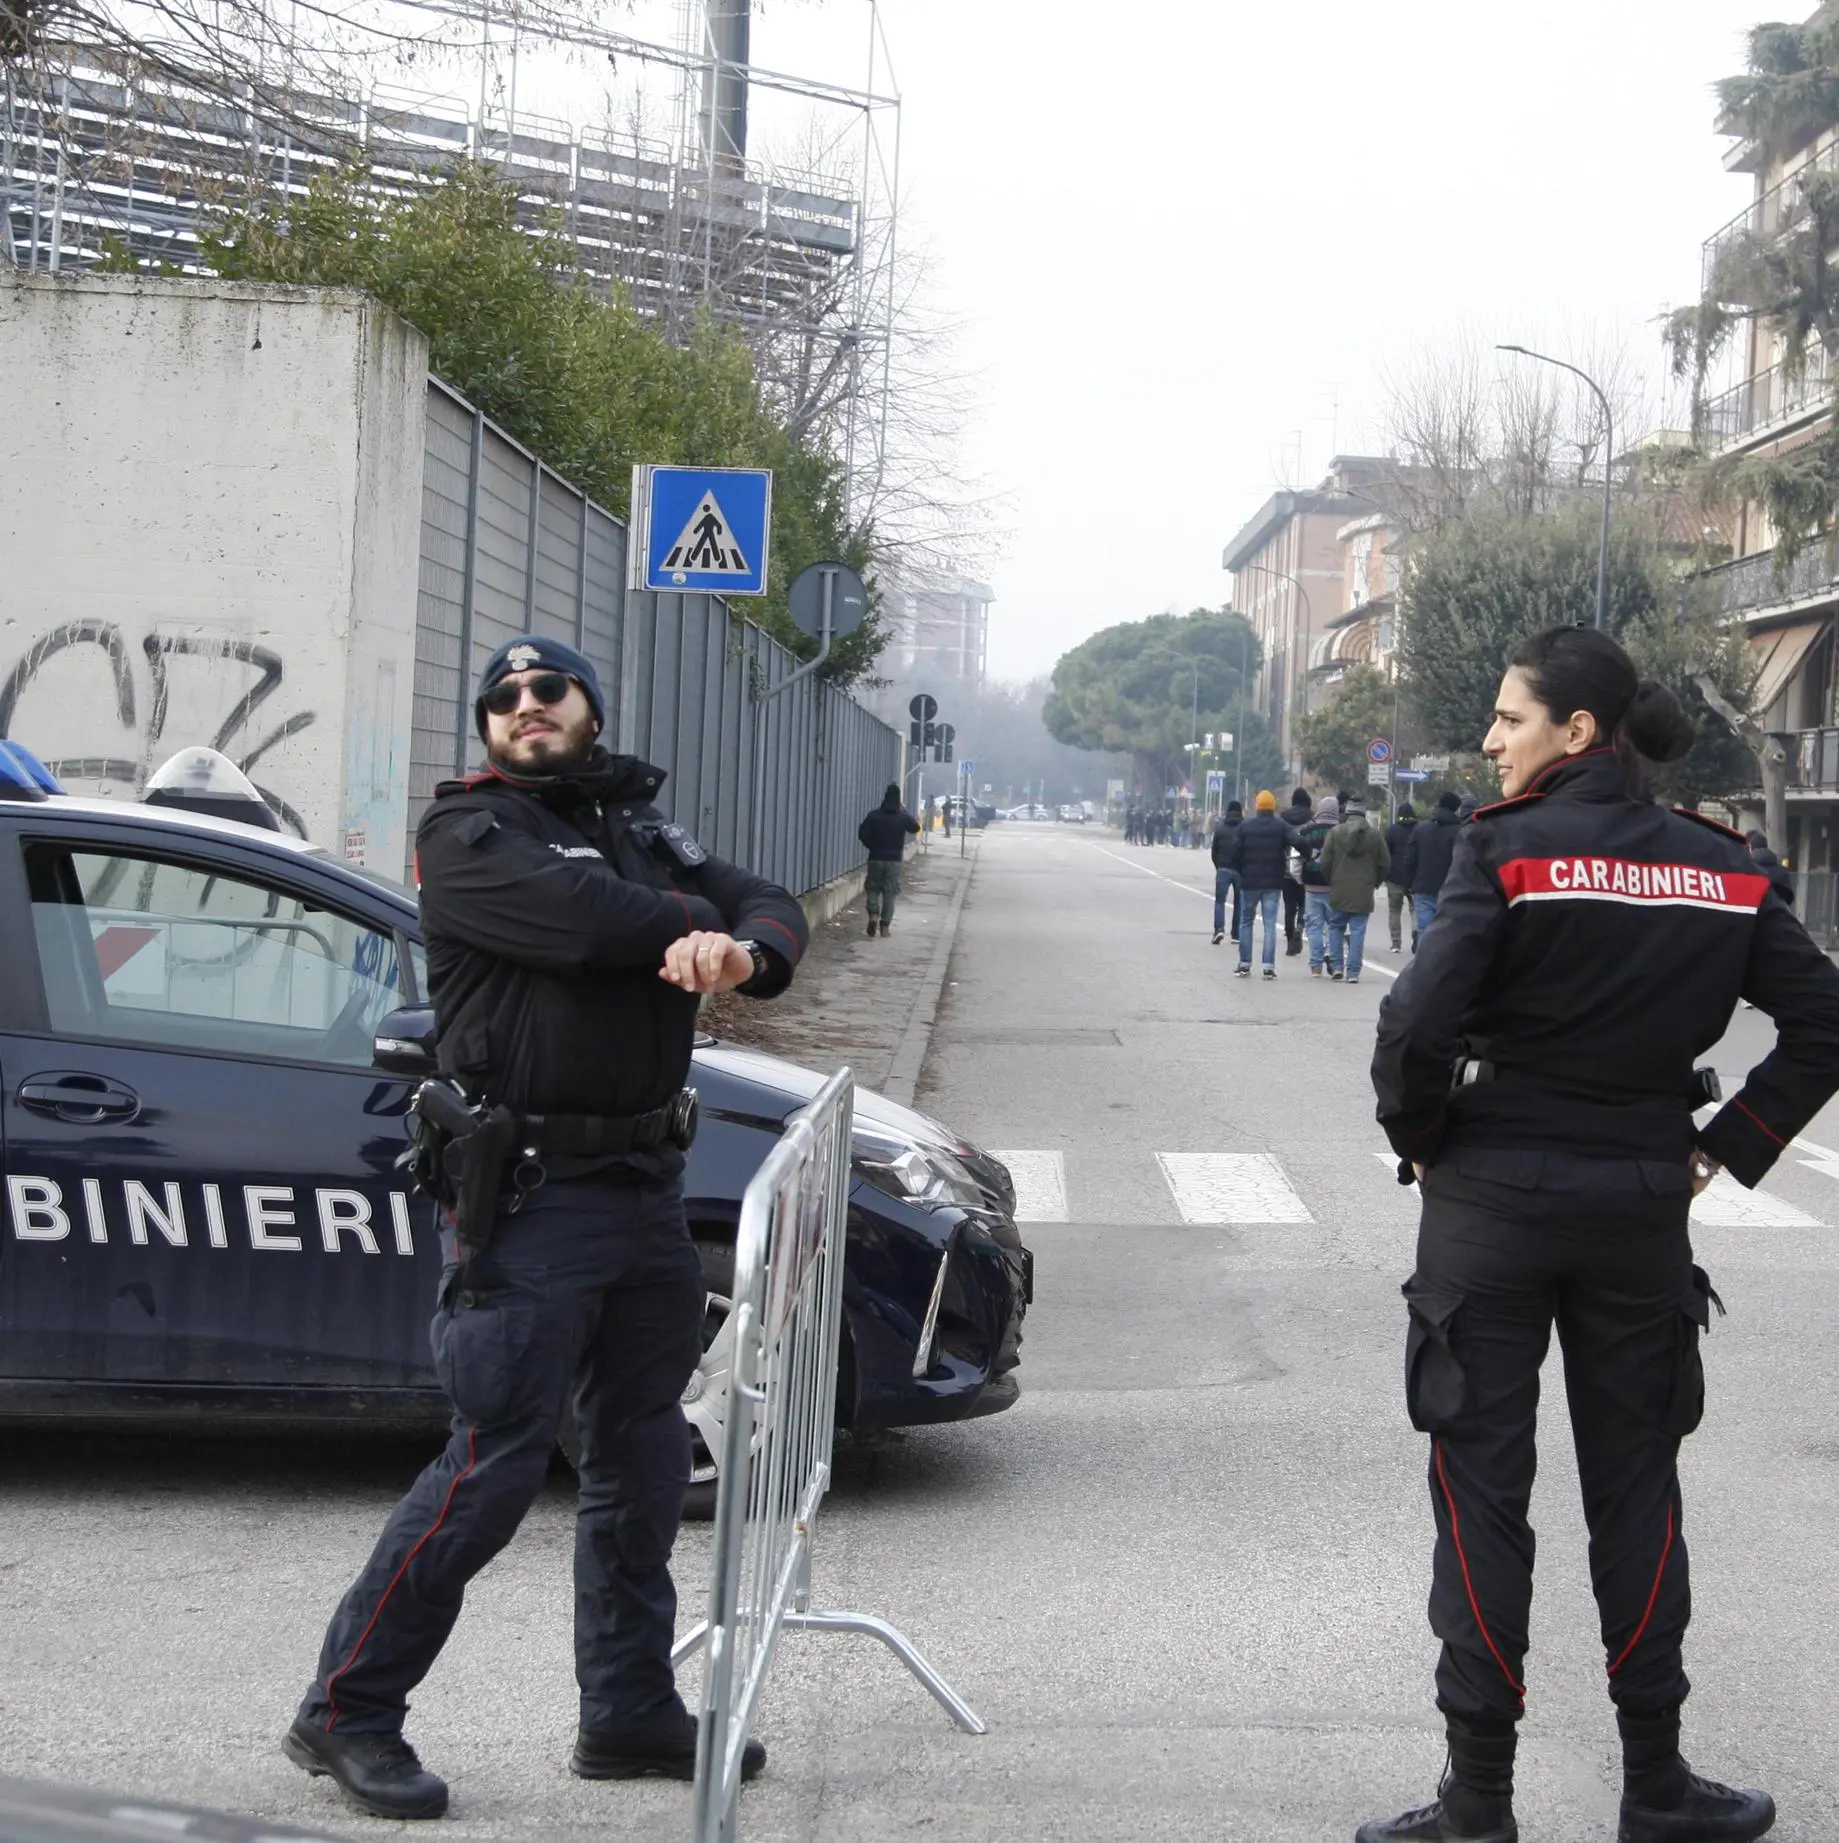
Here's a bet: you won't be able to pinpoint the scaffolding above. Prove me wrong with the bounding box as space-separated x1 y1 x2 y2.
1 1 902 529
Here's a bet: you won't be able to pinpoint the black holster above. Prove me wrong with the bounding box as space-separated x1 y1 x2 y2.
399 1081 526 1259
443 1102 523 1257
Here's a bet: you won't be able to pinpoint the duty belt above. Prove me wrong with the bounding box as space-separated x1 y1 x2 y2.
1452 1061 1722 1110
528 1089 699 1157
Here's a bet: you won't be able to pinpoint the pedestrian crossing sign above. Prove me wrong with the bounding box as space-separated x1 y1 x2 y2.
631 465 772 596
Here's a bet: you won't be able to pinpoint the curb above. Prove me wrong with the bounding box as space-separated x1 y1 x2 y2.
881 849 976 1108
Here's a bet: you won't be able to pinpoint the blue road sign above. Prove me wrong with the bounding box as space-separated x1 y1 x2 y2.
1394 768 1431 783
1367 738 1392 764
634 465 772 596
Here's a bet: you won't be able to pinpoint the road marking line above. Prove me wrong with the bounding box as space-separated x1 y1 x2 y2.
1156 1152 1315 1224
1085 845 1400 978
1691 1172 1822 1228
989 1150 1067 1223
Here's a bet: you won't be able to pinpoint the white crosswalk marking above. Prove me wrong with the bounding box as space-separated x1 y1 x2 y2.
990 1150 1067 1223
979 1148 1826 1230
1155 1152 1314 1224
1690 1171 1821 1228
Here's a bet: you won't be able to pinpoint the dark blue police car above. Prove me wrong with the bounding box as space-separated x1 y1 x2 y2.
0 746 1028 1509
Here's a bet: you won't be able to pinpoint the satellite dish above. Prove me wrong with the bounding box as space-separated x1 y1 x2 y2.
787 561 869 641
143 747 281 831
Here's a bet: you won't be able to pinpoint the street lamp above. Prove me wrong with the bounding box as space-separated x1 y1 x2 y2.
1497 343 1613 630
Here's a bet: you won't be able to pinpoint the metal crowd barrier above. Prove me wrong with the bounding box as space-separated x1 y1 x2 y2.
672 1066 985 1843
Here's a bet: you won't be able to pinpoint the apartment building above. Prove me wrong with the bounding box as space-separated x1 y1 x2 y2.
1222 456 1397 767
886 580 993 690
1314 501 1403 698
1692 24 1839 878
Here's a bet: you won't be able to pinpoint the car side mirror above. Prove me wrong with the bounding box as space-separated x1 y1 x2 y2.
373 1005 437 1077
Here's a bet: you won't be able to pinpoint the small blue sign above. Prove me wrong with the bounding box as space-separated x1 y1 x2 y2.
1367 738 1392 764
635 465 772 596
1394 768 1431 783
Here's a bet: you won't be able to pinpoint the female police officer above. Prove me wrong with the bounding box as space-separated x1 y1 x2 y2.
1361 625 1839 1843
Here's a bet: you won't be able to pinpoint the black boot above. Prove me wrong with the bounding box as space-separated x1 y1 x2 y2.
1617 1708 1774 1842
1356 1720 1518 1843
283 1715 449 1820
571 1708 766 1783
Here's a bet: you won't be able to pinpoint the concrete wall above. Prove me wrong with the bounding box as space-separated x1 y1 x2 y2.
0 275 426 874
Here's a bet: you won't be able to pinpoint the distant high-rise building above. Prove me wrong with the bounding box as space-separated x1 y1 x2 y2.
889 581 993 689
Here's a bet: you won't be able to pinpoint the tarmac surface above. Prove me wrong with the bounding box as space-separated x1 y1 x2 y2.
4 822 1838 1842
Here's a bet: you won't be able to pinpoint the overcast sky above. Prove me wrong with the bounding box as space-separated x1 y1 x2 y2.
498 1 1772 681
734 0 1770 681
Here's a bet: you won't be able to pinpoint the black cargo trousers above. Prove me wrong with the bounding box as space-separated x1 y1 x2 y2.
297 1176 706 1737
1403 1149 1717 1725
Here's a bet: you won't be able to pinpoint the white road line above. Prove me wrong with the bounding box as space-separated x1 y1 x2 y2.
1691 1172 1822 1228
1084 844 1399 978
989 1150 1067 1224
1156 1152 1315 1224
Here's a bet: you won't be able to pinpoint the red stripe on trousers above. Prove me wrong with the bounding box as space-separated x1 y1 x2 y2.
1608 1501 1676 1677
324 1428 479 1730
1434 1438 1527 1705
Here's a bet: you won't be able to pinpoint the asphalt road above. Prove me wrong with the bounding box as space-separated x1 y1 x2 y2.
4 821 1837 1843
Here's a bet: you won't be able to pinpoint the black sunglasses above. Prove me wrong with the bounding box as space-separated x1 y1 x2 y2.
481 670 575 717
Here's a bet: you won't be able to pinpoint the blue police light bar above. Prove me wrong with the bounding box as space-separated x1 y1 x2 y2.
0 740 63 800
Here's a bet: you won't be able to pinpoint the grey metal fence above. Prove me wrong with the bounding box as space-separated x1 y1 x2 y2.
411 377 900 894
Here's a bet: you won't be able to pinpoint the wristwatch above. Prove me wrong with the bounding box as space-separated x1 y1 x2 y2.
734 939 769 983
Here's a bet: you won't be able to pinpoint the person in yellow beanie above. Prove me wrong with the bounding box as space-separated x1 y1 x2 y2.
1225 791 1306 977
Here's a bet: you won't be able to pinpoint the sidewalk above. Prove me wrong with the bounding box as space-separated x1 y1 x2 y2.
701 837 977 1101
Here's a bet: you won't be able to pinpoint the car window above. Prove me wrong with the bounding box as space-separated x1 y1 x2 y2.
23 843 408 1069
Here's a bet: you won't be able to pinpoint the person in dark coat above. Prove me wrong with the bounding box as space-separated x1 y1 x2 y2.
289 635 805 1817
1209 801 1244 943
1408 790 1464 945
1746 829 1796 907
1361 625 1834 1843
858 783 921 936
1384 803 1420 953
1279 786 1313 954
1227 790 1305 978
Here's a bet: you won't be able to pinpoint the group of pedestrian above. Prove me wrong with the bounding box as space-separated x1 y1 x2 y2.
1125 805 1206 846
1214 784 1445 983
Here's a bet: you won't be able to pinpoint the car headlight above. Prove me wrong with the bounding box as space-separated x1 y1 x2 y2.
852 1123 986 1211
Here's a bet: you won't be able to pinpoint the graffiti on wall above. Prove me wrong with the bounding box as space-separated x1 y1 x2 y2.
0 620 317 836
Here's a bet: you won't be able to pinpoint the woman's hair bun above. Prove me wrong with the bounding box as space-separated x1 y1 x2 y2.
1621 679 1696 764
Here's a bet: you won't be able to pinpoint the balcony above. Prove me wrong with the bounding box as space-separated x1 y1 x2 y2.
1790 725 1839 791
1696 536 1839 622
1700 347 1834 453
1702 138 1839 291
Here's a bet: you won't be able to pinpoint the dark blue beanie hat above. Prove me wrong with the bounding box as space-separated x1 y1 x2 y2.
474 635 606 740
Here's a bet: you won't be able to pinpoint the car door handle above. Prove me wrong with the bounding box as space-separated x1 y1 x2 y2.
17 1073 142 1124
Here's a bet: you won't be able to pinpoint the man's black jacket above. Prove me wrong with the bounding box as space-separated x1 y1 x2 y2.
1372 750 1839 1185
1227 811 1304 889
1383 816 1418 887
858 800 920 861
1408 806 1461 895
1209 813 1242 869
1278 798 1313 874
415 749 809 1154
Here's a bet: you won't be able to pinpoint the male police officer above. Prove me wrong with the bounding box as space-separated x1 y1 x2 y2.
285 636 808 1819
